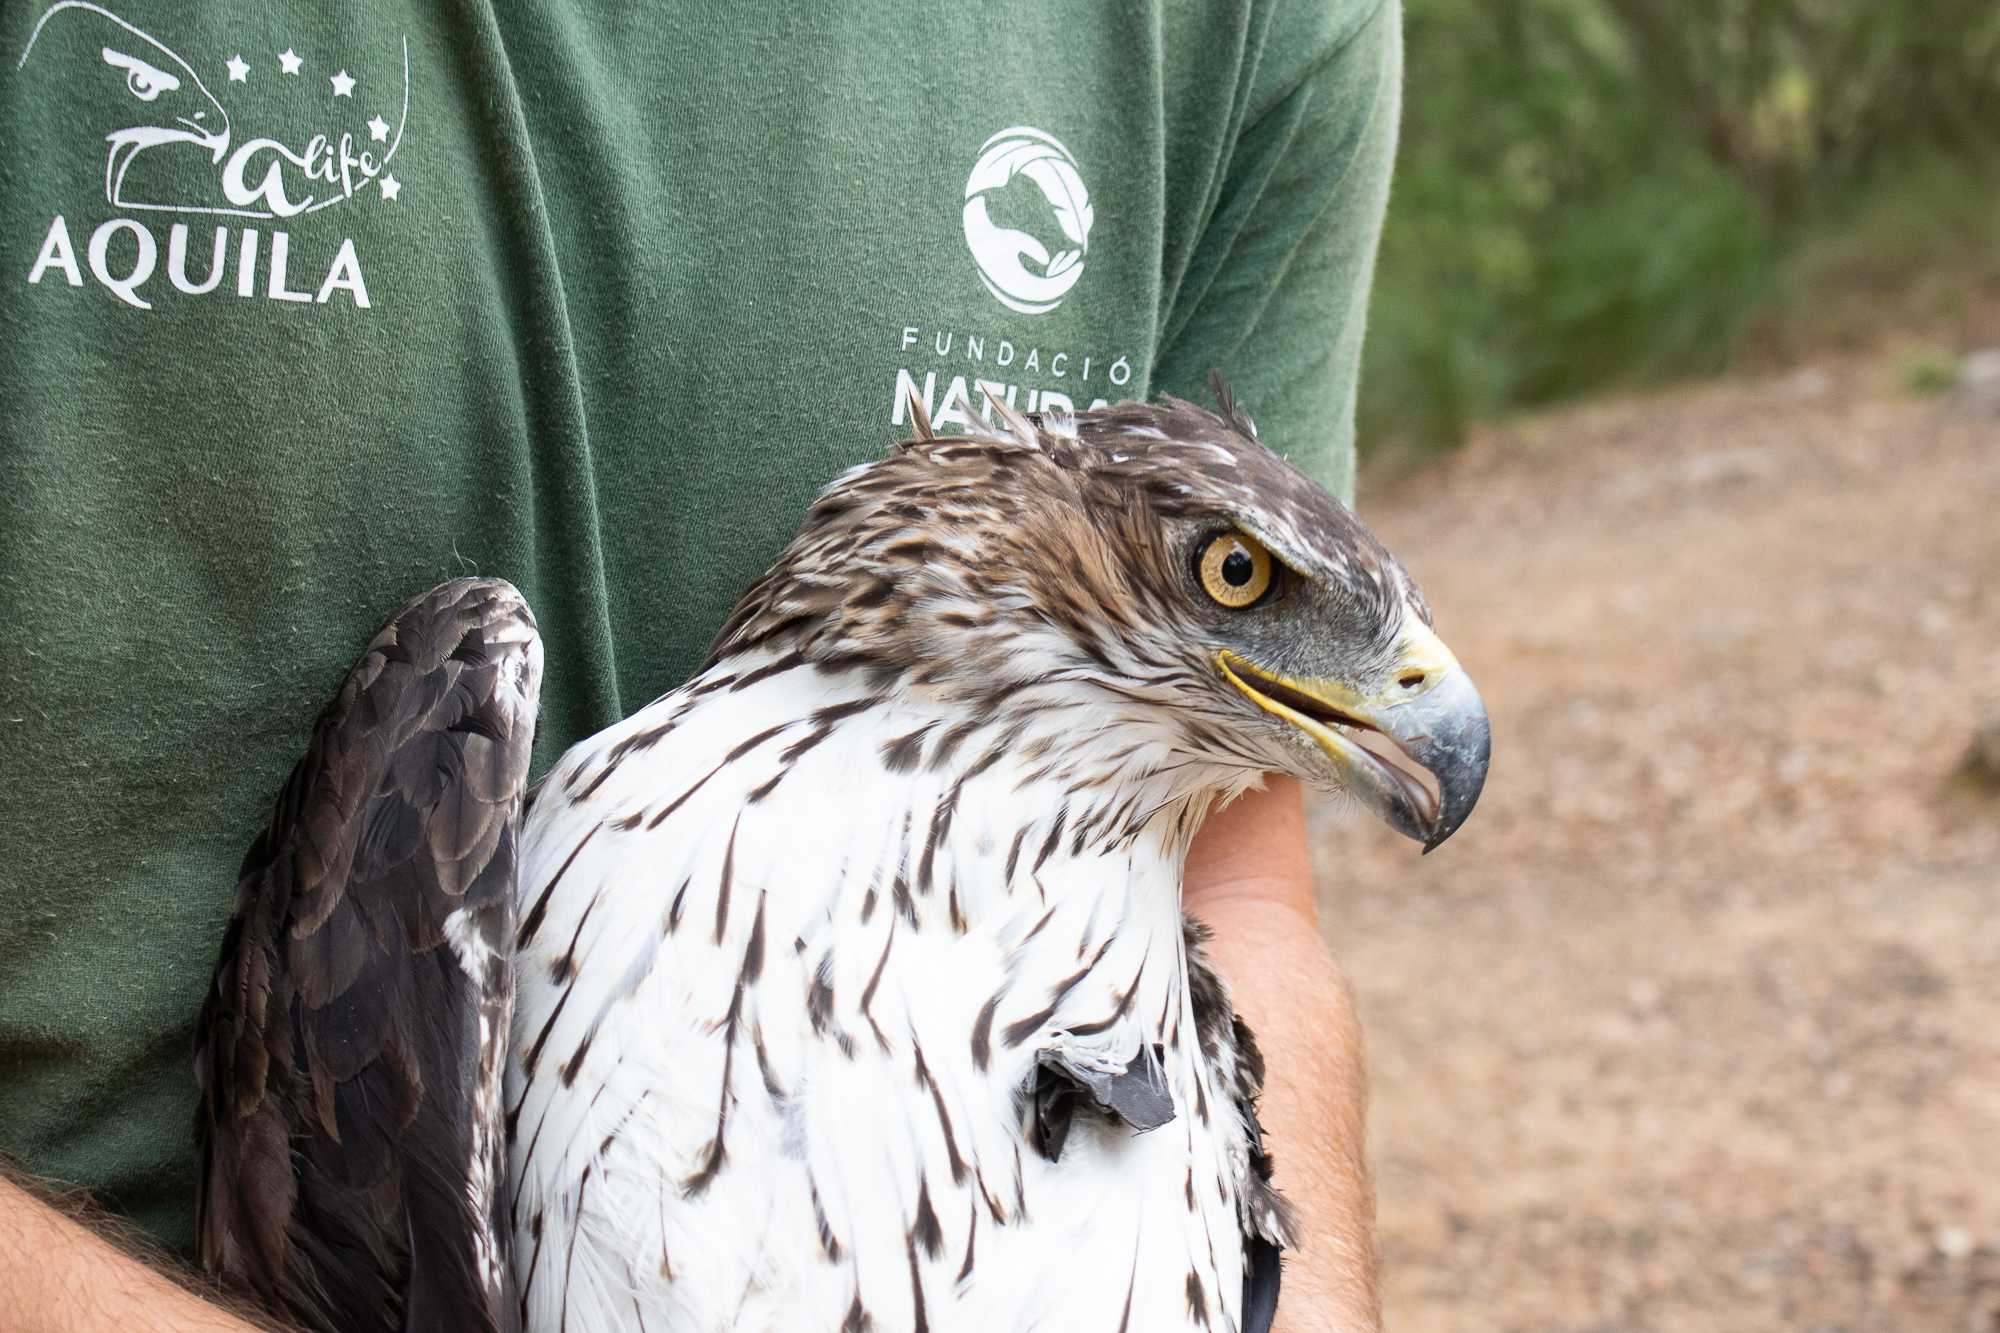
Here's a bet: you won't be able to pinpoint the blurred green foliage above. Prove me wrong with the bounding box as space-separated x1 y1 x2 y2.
1895 347 1957 395
1361 0 2000 454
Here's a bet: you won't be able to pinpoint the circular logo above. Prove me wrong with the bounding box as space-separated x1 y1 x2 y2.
962 127 1094 316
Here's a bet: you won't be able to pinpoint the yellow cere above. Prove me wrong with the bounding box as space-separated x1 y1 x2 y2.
1198 532 1274 608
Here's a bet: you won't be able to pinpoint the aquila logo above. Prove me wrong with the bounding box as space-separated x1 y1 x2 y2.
961 127 1093 317
16 1 409 310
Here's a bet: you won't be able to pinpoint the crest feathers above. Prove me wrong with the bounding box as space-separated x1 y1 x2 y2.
897 386 936 449
984 391 1039 449
1208 371 1257 439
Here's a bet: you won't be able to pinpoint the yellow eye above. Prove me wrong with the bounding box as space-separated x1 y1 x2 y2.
1197 532 1274 608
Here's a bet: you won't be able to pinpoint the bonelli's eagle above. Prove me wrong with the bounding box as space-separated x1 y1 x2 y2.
193 387 1489 1332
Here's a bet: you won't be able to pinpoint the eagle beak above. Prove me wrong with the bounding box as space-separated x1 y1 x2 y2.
1217 623 1490 852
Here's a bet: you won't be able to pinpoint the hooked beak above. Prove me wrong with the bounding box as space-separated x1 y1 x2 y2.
1217 622 1491 852
178 116 232 163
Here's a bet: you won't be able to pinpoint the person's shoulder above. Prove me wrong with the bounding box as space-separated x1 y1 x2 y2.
1259 0 1393 49
1244 0 1397 121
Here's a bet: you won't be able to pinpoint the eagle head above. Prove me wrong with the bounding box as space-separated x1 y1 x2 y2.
710 384 1490 851
18 1 233 207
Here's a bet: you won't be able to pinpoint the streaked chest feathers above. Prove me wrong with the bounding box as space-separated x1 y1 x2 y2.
508 653 1280 1333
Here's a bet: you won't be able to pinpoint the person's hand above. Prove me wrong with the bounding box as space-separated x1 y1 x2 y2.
1185 777 1381 1333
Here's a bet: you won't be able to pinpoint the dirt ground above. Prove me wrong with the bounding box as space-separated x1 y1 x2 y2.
1310 353 2000 1332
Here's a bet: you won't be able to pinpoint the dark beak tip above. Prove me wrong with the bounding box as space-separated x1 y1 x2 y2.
1419 813 1463 854
1420 813 1470 854
1417 736 1490 855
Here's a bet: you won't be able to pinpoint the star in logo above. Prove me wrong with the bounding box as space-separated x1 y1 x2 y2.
367 115 390 143
330 69 356 97
277 47 302 75
378 174 401 202
225 54 250 82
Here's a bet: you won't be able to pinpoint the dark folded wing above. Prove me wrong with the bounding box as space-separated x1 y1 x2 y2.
193 579 542 1333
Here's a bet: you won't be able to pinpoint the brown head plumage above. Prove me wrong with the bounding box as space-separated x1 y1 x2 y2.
709 382 1489 849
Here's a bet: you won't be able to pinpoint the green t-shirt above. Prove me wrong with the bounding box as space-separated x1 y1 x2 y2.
0 0 1400 1252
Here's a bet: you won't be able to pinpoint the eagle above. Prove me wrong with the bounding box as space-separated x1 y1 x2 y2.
192 386 1489 1333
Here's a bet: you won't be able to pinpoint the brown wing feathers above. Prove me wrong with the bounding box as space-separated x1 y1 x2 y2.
193 579 541 1333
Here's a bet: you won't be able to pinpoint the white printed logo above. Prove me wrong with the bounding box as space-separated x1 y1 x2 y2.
961 127 1093 316
16 2 411 310
17 1 408 218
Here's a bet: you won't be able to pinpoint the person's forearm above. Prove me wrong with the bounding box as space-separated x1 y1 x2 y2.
0 1168 273 1333
1186 778 1381 1333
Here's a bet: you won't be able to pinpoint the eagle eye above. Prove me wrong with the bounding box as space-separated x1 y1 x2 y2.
1196 532 1275 609
101 47 180 101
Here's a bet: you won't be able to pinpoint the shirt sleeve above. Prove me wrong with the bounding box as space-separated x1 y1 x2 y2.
1150 0 1402 505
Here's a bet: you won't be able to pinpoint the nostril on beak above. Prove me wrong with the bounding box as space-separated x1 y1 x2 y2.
1398 672 1426 690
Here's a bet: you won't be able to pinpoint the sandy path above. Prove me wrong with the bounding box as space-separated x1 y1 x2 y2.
1312 359 2000 1331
